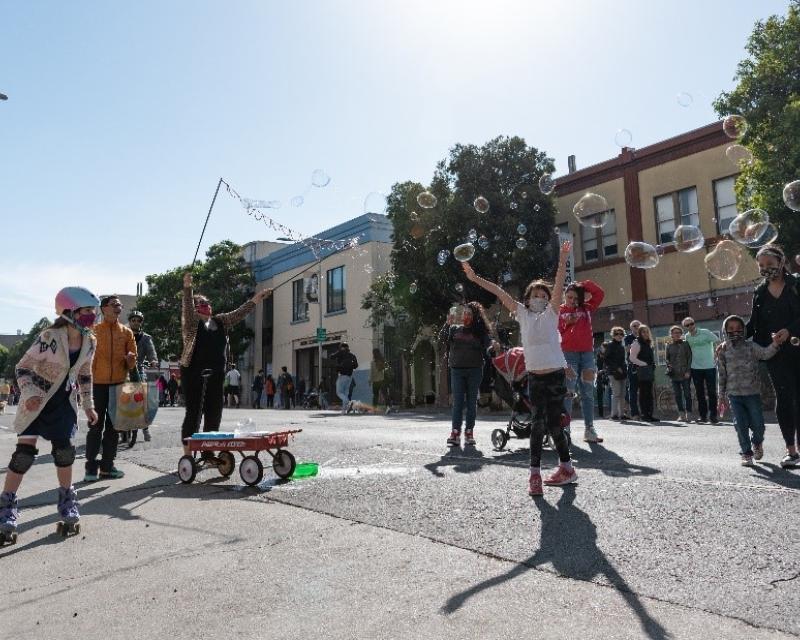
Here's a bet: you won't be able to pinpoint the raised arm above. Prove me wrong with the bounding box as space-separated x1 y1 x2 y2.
461 262 517 313
551 240 572 312
182 272 199 339
217 288 272 330
580 279 605 311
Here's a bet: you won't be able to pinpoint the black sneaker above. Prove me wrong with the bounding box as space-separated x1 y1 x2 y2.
780 453 800 469
710 417 720 424
446 430 460 447
696 418 708 424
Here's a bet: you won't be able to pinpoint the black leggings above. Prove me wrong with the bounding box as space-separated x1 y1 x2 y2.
529 370 571 468
766 349 800 448
638 380 654 418
180 367 225 441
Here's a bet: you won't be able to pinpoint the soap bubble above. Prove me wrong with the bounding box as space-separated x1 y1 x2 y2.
516 237 528 250
704 240 743 280
783 180 800 211
236 417 254 428
573 192 609 228
726 144 754 167
364 192 388 214
624 242 660 269
534 204 541 212
510 202 519 210
742 222 779 249
673 225 705 253
437 249 450 266
723 114 748 139
409 211 419 221
364 264 374 274
516 223 527 235
409 282 418 294
729 209 770 246
311 169 331 187
453 243 476 262
539 174 555 195
615 129 633 147
455 283 464 293
478 235 489 249
290 195 305 207
791 337 800 347
467 228 478 242
417 191 438 209
474 196 490 214
677 92 693 107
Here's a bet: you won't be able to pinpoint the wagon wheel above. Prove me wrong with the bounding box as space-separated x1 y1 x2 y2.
178 455 197 484
273 450 296 479
239 455 264 486
491 429 508 451
217 451 236 477
656 387 674 414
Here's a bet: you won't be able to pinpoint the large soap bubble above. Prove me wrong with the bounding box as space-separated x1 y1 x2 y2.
364 192 387 214
783 180 800 211
728 209 769 246
474 196 490 214
615 129 633 147
453 243 476 262
742 222 779 249
417 191 438 209
673 225 704 253
311 169 331 187
726 144 754 167
704 240 743 280
538 174 555 195
573 193 610 229
723 114 748 139
676 92 693 107
624 241 659 269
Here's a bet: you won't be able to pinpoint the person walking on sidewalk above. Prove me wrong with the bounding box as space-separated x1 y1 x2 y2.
225 365 242 408
178 273 271 456
84 295 137 482
628 325 658 422
439 302 493 447
665 325 693 422
717 315 779 466
265 374 275 408
1 287 99 541
463 241 577 496
277 366 294 410
125 309 158 442
558 279 605 443
330 344 358 413
167 373 179 406
682 316 719 423
601 326 629 420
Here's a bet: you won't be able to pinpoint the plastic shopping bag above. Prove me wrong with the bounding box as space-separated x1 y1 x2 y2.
109 381 159 431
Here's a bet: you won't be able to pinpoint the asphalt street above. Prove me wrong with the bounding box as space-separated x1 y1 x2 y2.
1 404 799 639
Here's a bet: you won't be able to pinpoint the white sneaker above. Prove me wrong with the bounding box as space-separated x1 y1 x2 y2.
583 427 603 443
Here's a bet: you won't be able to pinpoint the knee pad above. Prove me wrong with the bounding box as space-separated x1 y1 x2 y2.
52 442 76 468
8 443 38 474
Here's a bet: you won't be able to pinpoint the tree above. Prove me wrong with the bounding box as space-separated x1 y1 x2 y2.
0 344 8 380
714 1 800 259
3 318 51 379
135 240 256 363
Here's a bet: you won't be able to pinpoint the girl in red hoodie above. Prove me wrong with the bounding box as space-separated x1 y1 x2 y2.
559 280 605 443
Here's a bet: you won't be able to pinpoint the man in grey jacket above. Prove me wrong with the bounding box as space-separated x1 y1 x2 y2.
665 325 693 422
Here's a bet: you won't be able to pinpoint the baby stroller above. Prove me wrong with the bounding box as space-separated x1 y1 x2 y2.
489 347 571 451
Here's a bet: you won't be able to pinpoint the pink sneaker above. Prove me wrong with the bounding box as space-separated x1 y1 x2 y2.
528 473 543 496
544 465 578 486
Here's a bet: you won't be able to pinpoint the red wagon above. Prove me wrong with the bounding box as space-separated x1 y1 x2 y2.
178 430 302 486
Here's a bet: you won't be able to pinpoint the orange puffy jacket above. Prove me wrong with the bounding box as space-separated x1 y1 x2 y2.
92 319 137 384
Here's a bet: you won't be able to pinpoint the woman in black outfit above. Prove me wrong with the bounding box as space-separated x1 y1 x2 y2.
628 325 658 422
601 326 629 420
746 245 800 468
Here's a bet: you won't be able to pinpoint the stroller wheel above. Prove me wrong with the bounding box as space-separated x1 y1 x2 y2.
491 429 508 451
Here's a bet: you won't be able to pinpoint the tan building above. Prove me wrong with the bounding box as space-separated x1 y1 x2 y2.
554 121 758 359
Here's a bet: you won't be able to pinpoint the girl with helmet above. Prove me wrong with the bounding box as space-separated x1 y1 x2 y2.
0 287 99 544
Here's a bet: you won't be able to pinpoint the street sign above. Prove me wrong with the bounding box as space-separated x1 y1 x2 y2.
316 327 327 343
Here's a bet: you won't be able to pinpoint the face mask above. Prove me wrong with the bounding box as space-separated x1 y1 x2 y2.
529 298 548 313
75 313 96 328
727 331 744 344
759 266 782 280
462 315 473 327
196 304 212 316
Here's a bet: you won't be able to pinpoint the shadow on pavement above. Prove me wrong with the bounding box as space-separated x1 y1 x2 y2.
749 462 800 490
441 485 671 640
579 442 661 477
424 445 487 477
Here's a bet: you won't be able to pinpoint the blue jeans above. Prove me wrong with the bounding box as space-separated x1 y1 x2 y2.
691 368 718 420
564 350 596 428
671 378 693 413
450 367 483 431
728 394 765 455
336 374 352 408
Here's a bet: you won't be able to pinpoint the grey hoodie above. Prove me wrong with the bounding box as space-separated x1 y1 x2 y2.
717 315 777 398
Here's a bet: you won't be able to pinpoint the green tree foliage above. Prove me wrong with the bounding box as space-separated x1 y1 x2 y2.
714 1 800 259
3 318 51 379
135 240 255 362
0 344 9 379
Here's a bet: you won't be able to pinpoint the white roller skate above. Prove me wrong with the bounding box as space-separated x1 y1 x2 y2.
56 485 81 537
0 491 19 546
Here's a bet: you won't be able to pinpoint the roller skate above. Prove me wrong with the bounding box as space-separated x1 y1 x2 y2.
56 485 81 537
0 491 19 546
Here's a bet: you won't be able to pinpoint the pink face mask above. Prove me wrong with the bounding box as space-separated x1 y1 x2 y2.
196 304 212 316
75 313 96 328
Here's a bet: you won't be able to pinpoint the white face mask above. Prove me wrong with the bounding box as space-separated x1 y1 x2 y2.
528 298 548 313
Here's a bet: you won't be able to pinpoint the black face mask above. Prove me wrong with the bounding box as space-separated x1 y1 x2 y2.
759 266 782 281
727 331 744 344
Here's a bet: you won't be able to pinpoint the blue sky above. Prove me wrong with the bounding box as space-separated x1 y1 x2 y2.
0 0 790 333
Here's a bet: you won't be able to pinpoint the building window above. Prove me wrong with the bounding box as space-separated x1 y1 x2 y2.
714 175 740 236
326 266 346 313
581 210 618 263
673 302 689 323
292 279 308 322
655 187 699 245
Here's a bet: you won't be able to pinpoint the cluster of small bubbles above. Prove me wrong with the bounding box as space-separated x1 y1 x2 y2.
676 92 693 107
453 243 476 262
510 202 519 210
437 249 450 266
624 241 660 269
516 223 527 235
729 209 770 246
673 225 705 253
364 264 374 274
409 282 418 294
474 196 490 214
615 129 633 148
468 228 478 243
502 270 512 283
290 196 304 207
364 192 387 215
539 174 555 195
573 192 609 229
783 180 800 211
723 114 748 139
791 336 800 347
455 283 464 293
417 191 437 209
725 144 754 167
311 169 331 188
478 235 490 250
704 239 743 280
516 237 528 250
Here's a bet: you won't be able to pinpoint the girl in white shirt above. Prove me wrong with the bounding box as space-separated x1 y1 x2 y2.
462 241 577 496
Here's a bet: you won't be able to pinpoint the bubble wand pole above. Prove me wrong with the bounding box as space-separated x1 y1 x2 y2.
192 178 227 268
